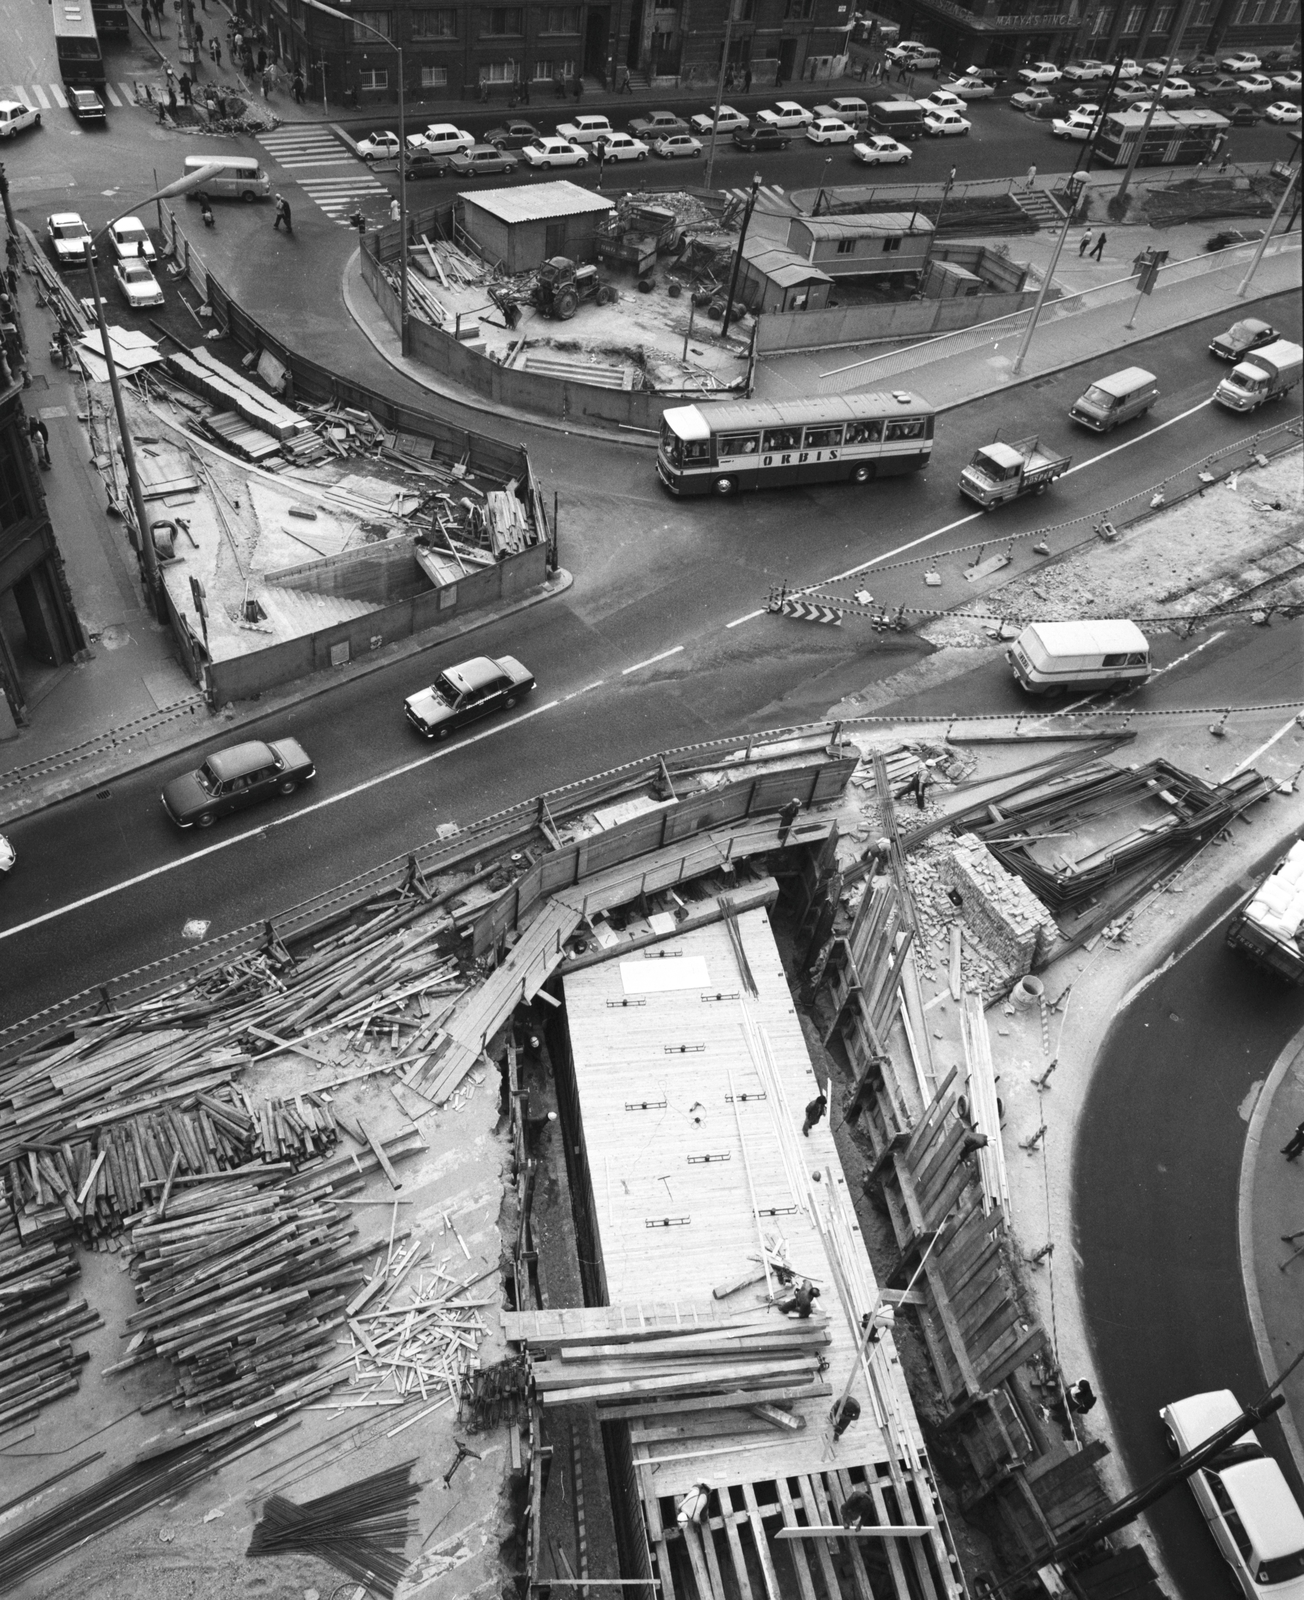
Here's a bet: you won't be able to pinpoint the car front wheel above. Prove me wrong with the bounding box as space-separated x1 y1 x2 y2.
277 778 298 795
195 812 216 828
504 694 518 709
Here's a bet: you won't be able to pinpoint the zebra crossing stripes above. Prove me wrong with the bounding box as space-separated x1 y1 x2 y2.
725 183 792 212
254 125 392 225
8 83 131 109
295 172 389 222
256 125 356 169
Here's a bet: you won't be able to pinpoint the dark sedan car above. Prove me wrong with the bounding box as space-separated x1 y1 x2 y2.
1209 317 1278 359
447 143 518 176
403 152 451 180
162 738 315 828
732 124 792 152
404 654 534 739
484 118 542 150
1201 74 1248 99
69 88 106 124
1224 101 1263 123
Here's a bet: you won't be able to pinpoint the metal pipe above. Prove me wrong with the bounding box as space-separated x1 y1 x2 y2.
1113 0 1197 210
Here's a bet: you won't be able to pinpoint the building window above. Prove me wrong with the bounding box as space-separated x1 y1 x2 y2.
0 433 32 531
734 0 756 17
836 238 856 254
351 8 391 40
481 7 524 35
1122 5 1145 30
1153 4 1175 27
540 6 581 31
359 66 390 87
1193 0 1214 21
421 64 449 85
482 58 517 80
881 236 901 252
533 58 571 79
1090 7 1113 32
411 9 457 38
784 0 814 17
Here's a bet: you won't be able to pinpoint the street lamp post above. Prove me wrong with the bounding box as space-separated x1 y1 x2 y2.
1237 164 1298 298
1010 170 1086 376
919 164 955 288
721 173 761 342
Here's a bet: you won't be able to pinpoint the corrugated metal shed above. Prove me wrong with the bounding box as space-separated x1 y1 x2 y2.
797 211 933 240
744 241 834 290
460 179 614 224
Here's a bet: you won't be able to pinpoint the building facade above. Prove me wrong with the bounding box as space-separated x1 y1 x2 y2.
0 376 85 737
242 0 855 108
873 0 1300 73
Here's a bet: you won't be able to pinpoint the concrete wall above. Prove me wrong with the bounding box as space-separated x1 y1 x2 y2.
208 539 549 706
267 538 433 605
754 286 1038 355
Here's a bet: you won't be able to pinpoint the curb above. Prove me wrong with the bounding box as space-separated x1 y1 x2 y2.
1239 1021 1304 1486
0 568 574 829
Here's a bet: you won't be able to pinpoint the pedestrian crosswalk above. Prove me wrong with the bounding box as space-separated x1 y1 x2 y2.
6 82 138 109
254 125 390 225
724 183 795 214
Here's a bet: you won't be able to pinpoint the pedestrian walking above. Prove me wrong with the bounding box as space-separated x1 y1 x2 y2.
1283 1120 1304 1160
896 62 908 82
1068 1379 1097 1414
522 77 530 104
1219 148 1231 173
166 84 177 114
573 73 583 99
273 194 292 232
292 70 304 102
619 67 632 92
801 1091 827 1136
1090 230 1107 260
139 0 152 34
389 197 401 224
165 63 176 92
1078 227 1093 256
777 796 802 844
1025 163 1037 190
554 73 565 98
5 264 18 296
233 29 243 55
744 66 752 92
153 0 165 34
28 415 50 469
193 20 202 47
831 1396 861 1440
261 67 273 97
179 72 192 103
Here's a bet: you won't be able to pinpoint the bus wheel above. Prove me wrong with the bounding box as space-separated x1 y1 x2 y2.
714 477 736 496
851 463 875 485
1034 483 1047 495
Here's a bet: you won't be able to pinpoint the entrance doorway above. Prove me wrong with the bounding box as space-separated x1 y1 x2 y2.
584 7 611 83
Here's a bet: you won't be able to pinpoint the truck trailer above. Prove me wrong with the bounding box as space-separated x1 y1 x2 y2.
1227 839 1304 985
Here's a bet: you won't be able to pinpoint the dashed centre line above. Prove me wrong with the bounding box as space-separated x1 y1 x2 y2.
623 646 684 674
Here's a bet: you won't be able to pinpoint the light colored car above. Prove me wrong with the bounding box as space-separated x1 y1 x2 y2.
1010 86 1057 110
1157 76 1196 101
1118 58 1140 75
1062 58 1108 81
923 107 971 135
556 113 614 145
108 216 156 262
356 130 401 161
852 134 911 164
630 109 691 140
520 135 588 168
919 90 967 114
1141 58 1174 76
1222 51 1261 72
1017 60 1062 85
1271 70 1302 92
0 834 13 874
885 40 930 63
1266 99 1303 122
46 212 95 268
945 75 995 99
418 122 475 155
806 116 854 144
1238 73 1275 95
114 258 165 308
594 131 648 161
404 133 432 159
0 100 40 138
1051 109 1099 139
653 132 703 158
690 104 748 134
448 143 517 177
757 100 814 129
1159 1389 1304 1600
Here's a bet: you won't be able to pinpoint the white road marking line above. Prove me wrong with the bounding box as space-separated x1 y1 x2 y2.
103 84 120 106
1061 629 1230 713
1062 398 1214 477
563 681 605 700
1223 712 1304 782
0 700 560 944
622 646 684 674
50 84 68 107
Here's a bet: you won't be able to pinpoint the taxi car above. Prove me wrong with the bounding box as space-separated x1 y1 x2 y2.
404 655 535 739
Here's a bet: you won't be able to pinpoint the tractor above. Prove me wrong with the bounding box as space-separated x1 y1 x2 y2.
531 256 618 320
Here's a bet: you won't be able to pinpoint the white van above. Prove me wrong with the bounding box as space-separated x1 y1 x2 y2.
1069 366 1159 432
1008 619 1151 696
814 96 871 128
183 154 271 201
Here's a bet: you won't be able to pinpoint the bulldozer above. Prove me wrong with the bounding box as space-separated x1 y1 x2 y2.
531 256 619 320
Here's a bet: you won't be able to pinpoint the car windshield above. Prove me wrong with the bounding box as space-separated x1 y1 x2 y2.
123 263 150 281
1262 1550 1304 1583
116 224 145 241
433 673 463 702
196 763 219 794
53 222 88 239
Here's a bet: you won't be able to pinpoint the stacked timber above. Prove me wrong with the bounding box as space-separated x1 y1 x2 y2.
528 1314 832 1419
0 1234 99 1430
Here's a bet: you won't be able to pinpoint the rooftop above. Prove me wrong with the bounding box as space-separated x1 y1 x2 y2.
795 211 935 240
460 179 616 225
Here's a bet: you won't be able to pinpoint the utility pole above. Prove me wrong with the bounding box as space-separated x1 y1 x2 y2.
705 0 738 192
919 165 955 287
721 173 761 342
1237 163 1298 297
1112 0 1198 213
1011 170 1087 375
1072 53 1127 177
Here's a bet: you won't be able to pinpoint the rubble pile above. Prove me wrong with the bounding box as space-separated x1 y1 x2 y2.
937 834 1059 974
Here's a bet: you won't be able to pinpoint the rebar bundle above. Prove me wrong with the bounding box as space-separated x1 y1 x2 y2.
246 1461 422 1597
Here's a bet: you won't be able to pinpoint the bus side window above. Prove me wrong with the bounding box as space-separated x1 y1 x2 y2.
762 428 802 452
684 441 711 463
720 433 760 455
845 421 882 444
803 426 843 449
885 419 923 441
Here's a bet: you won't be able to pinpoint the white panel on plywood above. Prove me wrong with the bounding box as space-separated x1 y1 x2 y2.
620 955 711 994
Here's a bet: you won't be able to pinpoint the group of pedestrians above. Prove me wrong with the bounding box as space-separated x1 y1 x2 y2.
1078 228 1108 261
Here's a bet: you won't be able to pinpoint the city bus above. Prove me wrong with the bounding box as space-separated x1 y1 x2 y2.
53 0 105 86
1093 107 1230 168
657 392 935 496
91 0 130 40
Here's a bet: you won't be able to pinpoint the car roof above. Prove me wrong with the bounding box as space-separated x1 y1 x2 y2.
1025 619 1150 655
1230 317 1272 333
205 741 276 779
1089 366 1156 395
0 100 30 111
112 216 146 232
1162 1388 1246 1446
121 260 152 274
1222 1458 1304 1556
442 656 506 694
50 212 85 226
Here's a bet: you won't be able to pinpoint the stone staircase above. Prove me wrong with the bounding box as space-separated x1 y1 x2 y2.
256 587 382 640
1015 187 1067 228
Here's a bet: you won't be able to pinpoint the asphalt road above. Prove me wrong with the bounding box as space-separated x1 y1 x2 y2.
1076 854 1304 1600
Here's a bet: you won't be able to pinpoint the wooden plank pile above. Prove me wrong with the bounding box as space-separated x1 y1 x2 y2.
104 1169 377 1416
484 487 531 557
0 1233 99 1430
166 347 309 442
525 1313 833 1419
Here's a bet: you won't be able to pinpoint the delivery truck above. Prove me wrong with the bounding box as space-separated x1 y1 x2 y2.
1226 838 1304 985
958 436 1071 508
1213 339 1303 413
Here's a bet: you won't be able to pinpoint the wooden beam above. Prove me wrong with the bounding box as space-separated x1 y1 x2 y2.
741 1481 782 1600
775 1525 930 1540
598 1381 832 1421
772 1478 818 1600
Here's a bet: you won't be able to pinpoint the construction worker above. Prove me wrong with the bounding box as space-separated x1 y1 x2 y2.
841 1489 877 1528
831 1395 861 1440
676 1483 711 1526
777 796 802 844
777 1278 819 1319
801 1091 826 1137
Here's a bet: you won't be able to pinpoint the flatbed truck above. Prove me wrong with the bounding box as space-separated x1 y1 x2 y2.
959 436 1071 508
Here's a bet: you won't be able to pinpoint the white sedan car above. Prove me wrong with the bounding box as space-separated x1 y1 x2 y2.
108 216 156 262
1051 109 1099 139
114 258 164 307
1221 51 1261 72
1017 60 1061 85
806 116 854 144
0 100 41 138
46 212 95 268
594 131 648 160
852 134 911 165
757 100 814 129
924 108 971 135
689 104 749 134
1266 99 1302 123
1271 70 1302 92
356 130 401 161
945 75 995 99
1238 73 1275 94
1157 76 1196 101
520 136 589 168
653 132 703 158
919 90 967 114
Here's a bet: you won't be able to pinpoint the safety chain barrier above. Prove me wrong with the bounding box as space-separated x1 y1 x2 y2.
0 697 206 797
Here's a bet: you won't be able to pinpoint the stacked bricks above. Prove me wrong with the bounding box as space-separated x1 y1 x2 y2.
937 834 1059 976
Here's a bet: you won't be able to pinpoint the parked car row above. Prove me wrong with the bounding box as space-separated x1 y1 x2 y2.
43 211 167 307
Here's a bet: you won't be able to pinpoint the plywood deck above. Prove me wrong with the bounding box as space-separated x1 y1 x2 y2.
563 909 923 1500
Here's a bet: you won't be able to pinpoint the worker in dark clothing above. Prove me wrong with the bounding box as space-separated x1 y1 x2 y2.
1283 1120 1304 1160
840 1489 877 1528
777 797 802 844
777 1278 819 1318
802 1091 827 1137
273 195 292 232
831 1395 861 1440
28 414 51 469
1068 1379 1097 1415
